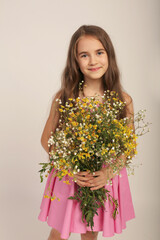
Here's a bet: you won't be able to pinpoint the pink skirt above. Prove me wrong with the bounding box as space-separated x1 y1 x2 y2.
38 167 135 239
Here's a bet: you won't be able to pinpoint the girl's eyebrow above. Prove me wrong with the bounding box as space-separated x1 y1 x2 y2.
78 48 105 56
96 48 105 52
78 51 88 56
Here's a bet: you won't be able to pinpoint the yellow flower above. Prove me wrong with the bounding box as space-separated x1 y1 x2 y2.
112 97 118 101
72 121 78 126
60 159 66 164
70 112 75 117
97 120 102 124
95 100 99 105
71 158 75 163
44 195 50 198
83 146 88 151
68 172 73 177
59 108 63 112
63 180 71 185
51 196 56 201
80 136 85 141
85 152 90 158
92 132 96 137
78 152 85 159
62 169 68 175
88 135 91 139
109 149 115 154
82 98 87 102
101 149 107 155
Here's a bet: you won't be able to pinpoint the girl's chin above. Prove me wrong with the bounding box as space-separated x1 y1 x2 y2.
84 76 104 81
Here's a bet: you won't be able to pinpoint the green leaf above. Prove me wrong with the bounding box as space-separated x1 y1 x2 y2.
40 175 43 183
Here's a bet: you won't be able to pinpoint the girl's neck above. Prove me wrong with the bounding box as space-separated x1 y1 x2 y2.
82 79 104 97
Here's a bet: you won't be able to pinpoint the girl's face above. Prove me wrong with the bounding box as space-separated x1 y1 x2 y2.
77 35 108 82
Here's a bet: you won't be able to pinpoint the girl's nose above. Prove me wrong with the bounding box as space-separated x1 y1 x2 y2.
89 55 97 65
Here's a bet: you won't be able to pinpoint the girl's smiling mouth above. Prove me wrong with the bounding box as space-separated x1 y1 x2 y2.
89 67 101 72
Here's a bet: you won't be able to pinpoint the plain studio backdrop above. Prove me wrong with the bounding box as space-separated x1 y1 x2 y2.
0 0 160 239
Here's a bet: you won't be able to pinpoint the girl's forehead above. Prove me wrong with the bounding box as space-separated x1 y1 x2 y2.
77 35 104 52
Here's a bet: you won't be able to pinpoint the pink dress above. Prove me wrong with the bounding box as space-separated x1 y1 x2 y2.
38 167 135 239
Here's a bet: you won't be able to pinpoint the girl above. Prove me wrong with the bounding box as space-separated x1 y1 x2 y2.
38 25 135 240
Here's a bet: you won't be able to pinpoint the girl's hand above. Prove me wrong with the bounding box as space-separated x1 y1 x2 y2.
74 171 94 187
88 167 114 191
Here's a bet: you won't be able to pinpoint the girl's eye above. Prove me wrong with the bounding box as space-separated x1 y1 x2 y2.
97 51 104 55
81 54 88 58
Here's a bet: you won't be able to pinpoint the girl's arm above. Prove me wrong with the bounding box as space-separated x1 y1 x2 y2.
41 92 61 153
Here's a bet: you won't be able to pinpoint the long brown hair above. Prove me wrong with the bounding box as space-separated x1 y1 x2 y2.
56 25 127 118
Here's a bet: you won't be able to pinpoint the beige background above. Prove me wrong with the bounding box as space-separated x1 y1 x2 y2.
0 0 160 239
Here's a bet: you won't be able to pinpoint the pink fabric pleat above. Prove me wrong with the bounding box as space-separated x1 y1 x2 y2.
38 167 135 239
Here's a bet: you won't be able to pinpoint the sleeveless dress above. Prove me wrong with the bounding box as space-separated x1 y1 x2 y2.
38 167 135 239
38 92 135 238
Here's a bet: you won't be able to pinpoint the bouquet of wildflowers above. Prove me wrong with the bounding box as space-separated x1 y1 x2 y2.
39 90 150 230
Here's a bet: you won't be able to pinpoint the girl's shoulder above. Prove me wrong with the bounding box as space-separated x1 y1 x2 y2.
49 90 62 119
52 89 62 104
122 91 133 106
122 91 134 117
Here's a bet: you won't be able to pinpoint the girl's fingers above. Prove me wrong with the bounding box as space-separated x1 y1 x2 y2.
89 177 106 190
74 173 94 182
76 171 90 176
74 173 93 187
75 177 106 189
90 179 104 187
89 174 104 185
79 176 94 181
90 171 101 177
90 184 104 191
76 179 91 187
76 176 93 184
73 169 108 189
